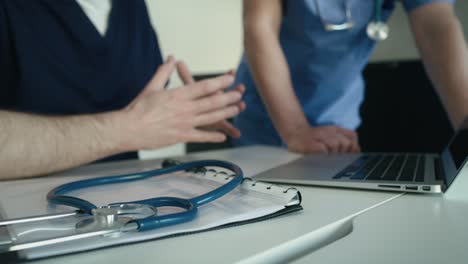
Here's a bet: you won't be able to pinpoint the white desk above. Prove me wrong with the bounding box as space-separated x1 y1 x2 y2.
3 146 465 264
302 193 468 263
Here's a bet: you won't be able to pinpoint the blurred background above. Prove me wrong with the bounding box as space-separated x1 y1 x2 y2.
139 0 468 159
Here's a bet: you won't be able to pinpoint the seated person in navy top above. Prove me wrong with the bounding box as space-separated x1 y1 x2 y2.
0 0 245 180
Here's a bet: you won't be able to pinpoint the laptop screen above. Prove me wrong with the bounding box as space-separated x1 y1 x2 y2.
444 119 468 188
449 129 468 170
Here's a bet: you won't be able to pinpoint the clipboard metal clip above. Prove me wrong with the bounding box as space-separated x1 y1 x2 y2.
0 204 153 252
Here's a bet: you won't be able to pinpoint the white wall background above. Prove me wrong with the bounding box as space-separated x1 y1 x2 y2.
140 0 468 159
145 0 243 75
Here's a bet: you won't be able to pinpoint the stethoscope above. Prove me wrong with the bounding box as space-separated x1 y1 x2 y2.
0 159 243 252
314 0 390 41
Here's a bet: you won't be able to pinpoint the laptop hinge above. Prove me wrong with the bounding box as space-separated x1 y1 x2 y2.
434 157 447 191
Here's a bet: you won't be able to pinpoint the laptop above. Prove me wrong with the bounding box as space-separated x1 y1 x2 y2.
253 118 468 194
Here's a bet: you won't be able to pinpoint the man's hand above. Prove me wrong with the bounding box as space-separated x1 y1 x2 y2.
115 56 246 152
286 125 361 154
176 61 246 138
0 57 244 180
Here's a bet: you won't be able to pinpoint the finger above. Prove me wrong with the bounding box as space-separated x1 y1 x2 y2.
186 129 227 143
318 143 329 153
336 134 353 153
224 84 246 112
193 105 240 127
336 129 360 153
306 141 328 154
318 135 341 153
350 139 361 153
176 61 195 85
183 74 235 99
233 83 245 94
314 128 339 153
194 84 244 110
194 90 242 114
351 142 361 153
237 101 247 112
290 141 328 154
215 120 241 138
326 130 351 153
321 126 356 153
127 57 176 107
146 56 176 91
337 127 358 141
199 121 240 138
226 69 236 76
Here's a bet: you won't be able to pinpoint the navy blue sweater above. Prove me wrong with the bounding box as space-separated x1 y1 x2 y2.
0 0 163 161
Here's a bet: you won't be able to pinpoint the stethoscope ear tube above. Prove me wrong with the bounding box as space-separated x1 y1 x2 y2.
190 160 243 207
46 160 244 230
121 197 197 231
47 196 97 215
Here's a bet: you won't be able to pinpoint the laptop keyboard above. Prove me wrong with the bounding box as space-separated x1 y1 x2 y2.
333 154 426 182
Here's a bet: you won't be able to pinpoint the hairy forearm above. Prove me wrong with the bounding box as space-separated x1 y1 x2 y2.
244 28 309 142
410 4 468 129
0 110 124 180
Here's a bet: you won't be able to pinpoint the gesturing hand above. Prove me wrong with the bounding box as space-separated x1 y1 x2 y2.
116 56 245 151
176 61 246 138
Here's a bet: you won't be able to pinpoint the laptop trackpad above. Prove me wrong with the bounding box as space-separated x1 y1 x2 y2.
253 154 360 182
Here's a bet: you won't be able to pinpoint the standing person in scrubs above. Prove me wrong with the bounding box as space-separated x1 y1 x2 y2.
0 0 245 180
233 0 468 154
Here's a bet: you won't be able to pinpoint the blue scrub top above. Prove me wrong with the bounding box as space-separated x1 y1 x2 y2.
234 0 455 147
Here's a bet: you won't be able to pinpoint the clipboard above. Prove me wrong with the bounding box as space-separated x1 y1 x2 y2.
0 159 302 262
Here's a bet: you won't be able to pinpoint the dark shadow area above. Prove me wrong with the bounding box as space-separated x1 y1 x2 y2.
358 60 453 153
187 60 454 154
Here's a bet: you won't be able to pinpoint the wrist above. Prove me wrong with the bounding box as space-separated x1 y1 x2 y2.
96 110 135 154
279 120 310 145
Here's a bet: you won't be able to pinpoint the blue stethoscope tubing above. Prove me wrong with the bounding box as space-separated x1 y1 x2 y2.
47 160 243 231
375 0 383 22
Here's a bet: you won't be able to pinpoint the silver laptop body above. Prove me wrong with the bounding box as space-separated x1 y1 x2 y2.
253 120 468 194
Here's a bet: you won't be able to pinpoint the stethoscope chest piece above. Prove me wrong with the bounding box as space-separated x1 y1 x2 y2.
76 204 158 234
367 21 389 41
